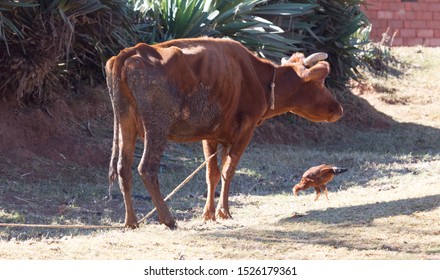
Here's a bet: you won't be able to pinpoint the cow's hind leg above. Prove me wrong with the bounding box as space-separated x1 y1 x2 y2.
117 116 138 228
138 122 176 229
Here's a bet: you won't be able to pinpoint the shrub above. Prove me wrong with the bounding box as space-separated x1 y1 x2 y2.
132 0 370 90
268 0 369 90
352 25 399 75
0 0 133 103
1 0 371 104
130 0 316 60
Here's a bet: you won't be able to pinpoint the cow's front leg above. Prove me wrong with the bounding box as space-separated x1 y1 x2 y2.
216 122 255 220
202 142 229 221
202 140 221 221
216 154 236 219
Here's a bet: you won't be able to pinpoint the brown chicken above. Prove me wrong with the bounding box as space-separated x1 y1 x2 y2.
293 164 347 201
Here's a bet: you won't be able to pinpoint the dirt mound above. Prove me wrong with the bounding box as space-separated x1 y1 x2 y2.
0 85 393 180
0 86 112 179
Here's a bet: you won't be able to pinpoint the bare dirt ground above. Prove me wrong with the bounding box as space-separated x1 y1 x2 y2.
0 47 439 260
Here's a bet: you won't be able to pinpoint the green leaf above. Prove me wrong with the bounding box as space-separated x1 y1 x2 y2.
253 3 317 16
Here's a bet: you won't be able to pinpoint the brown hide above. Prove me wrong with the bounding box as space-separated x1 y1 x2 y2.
106 37 343 229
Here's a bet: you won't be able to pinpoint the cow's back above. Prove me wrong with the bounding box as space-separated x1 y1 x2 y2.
156 38 257 108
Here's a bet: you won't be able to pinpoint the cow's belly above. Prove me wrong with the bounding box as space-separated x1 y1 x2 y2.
168 86 223 142
168 123 220 142
168 105 222 142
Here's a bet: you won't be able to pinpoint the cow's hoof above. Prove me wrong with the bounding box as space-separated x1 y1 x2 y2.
202 210 216 222
161 218 177 230
124 221 139 229
216 208 233 220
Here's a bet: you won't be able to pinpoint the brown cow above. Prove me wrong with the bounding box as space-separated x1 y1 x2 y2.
105 37 343 229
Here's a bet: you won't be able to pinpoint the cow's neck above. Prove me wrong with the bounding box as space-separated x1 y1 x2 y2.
261 66 301 121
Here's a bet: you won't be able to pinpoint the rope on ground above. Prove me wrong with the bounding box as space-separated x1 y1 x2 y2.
0 223 123 229
138 148 222 225
0 148 223 229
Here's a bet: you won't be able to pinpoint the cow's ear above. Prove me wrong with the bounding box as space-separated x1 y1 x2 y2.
289 52 305 63
303 61 330 82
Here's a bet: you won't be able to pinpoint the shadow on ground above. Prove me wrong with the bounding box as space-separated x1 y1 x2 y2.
278 194 440 225
200 194 440 257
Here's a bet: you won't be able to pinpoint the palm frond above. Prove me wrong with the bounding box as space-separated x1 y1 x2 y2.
133 0 315 60
270 0 369 89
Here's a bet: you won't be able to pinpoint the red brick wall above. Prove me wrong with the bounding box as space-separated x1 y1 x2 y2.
362 0 440 46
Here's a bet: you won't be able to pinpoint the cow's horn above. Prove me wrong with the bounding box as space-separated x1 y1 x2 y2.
303 52 328 67
281 57 290 65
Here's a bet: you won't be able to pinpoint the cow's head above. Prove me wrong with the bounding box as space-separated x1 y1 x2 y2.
281 52 343 123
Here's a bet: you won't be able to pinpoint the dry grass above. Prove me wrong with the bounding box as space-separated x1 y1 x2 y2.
358 47 440 128
0 47 439 260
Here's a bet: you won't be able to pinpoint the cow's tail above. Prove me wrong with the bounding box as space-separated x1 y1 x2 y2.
105 48 139 201
105 56 119 200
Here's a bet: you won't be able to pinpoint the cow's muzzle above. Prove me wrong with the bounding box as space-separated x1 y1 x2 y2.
326 105 343 122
